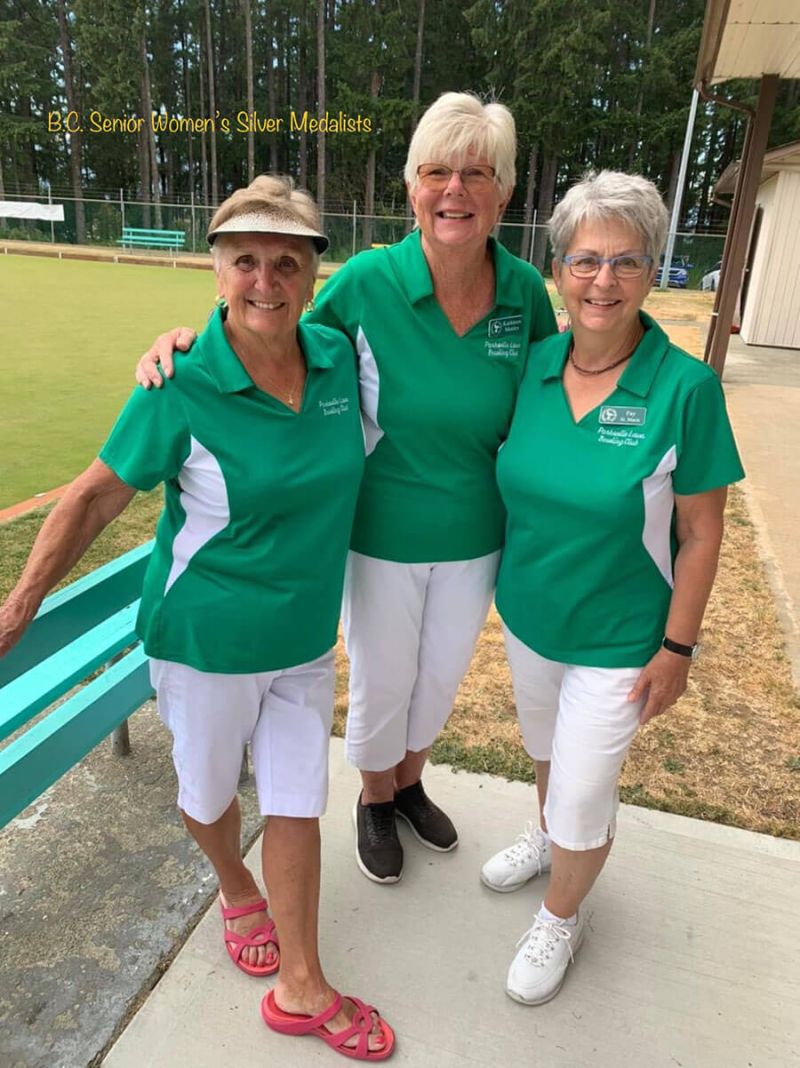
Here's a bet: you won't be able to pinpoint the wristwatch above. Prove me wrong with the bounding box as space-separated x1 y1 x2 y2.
662 636 700 660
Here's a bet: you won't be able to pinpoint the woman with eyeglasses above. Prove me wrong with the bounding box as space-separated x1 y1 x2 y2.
136 92 556 885
481 170 744 1006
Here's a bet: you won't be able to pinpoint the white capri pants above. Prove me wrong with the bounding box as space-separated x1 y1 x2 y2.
503 625 646 851
150 649 335 825
342 549 500 771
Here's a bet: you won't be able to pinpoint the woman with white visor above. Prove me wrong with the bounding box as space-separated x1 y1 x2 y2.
134 93 557 885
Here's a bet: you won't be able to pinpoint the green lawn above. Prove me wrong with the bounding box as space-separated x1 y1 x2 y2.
0 256 217 507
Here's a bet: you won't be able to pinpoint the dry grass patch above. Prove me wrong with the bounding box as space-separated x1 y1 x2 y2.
334 487 800 840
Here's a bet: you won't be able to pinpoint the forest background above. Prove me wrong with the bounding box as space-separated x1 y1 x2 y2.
1 0 800 269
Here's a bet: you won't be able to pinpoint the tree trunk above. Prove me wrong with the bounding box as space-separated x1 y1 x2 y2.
140 21 162 228
405 0 425 232
0 156 5 199
519 143 538 262
629 0 656 168
181 21 195 196
412 0 425 128
204 0 219 204
665 147 681 214
298 34 308 187
316 0 326 214
698 109 719 229
56 0 85 243
198 32 209 207
242 0 254 182
532 152 558 271
267 13 278 171
362 67 381 250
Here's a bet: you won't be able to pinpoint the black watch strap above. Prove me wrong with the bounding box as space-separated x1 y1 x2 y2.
662 636 698 659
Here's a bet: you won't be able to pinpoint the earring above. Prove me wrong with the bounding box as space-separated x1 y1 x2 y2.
305 297 316 312
214 295 227 309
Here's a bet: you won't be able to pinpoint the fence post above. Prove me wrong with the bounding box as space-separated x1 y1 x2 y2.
351 200 357 258
190 189 196 253
47 182 54 243
120 188 125 237
528 210 537 264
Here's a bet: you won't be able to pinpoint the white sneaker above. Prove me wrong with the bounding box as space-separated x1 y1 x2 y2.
480 822 552 893
505 911 586 1005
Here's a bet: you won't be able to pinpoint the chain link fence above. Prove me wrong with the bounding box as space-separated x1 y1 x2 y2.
0 191 726 288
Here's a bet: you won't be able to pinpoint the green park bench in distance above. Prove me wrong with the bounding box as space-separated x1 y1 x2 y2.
0 541 154 828
118 227 186 251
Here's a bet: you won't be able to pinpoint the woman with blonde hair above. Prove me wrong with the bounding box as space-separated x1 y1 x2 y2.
137 93 557 885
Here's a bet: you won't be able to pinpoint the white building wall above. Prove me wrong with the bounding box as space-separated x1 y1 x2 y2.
740 175 776 344
741 171 800 349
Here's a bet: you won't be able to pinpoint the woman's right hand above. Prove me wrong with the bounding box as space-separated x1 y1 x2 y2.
136 327 197 388
0 594 37 658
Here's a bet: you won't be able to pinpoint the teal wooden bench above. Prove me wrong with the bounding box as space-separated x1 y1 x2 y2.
118 227 186 251
0 541 155 828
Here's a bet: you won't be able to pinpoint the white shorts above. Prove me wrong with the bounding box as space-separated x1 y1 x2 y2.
503 625 645 851
342 550 500 771
149 650 335 824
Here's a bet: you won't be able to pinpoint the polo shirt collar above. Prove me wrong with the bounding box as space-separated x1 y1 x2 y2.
198 306 333 395
391 229 525 310
539 310 669 398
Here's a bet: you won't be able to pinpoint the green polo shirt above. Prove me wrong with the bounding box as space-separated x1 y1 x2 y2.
99 308 364 673
308 230 556 562
495 312 744 667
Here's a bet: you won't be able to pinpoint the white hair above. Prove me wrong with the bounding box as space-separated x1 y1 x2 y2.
549 170 669 262
404 92 516 198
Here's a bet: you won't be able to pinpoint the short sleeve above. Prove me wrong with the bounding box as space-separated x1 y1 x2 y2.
528 271 557 343
99 381 190 491
306 260 358 342
673 374 745 495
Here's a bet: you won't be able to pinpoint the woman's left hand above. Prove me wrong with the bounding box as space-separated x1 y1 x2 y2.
628 647 692 725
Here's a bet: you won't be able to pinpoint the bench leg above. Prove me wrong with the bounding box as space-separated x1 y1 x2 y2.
105 651 132 756
111 719 131 757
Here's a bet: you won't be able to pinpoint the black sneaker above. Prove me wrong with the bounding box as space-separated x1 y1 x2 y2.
352 795 403 883
394 781 458 852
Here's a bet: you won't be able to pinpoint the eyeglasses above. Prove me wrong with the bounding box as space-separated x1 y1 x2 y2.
562 254 653 279
416 163 497 191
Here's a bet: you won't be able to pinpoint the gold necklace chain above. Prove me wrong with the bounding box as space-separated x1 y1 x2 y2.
255 353 304 406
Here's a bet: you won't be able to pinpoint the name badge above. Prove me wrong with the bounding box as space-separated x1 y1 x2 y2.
488 315 522 338
599 406 647 426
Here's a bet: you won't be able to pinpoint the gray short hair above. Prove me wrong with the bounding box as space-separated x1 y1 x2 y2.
549 170 669 263
404 92 516 198
209 174 321 275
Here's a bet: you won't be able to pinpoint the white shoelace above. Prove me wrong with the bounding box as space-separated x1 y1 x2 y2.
502 820 546 872
516 917 577 966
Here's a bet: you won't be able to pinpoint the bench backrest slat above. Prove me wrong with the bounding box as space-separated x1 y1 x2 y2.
122 227 184 238
0 645 151 828
0 541 153 686
0 602 139 742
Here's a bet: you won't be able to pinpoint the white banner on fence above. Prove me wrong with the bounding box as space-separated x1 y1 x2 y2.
0 201 65 222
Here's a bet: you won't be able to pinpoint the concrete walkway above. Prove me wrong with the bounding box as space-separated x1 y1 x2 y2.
103 740 800 1068
722 335 800 686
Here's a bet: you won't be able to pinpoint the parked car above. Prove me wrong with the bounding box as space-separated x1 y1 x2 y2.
655 257 692 288
701 262 722 291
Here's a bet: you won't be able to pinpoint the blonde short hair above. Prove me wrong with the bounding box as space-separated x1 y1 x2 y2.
208 174 323 273
404 92 516 198
549 170 669 263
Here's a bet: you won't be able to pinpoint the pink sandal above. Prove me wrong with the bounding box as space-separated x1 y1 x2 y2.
219 895 280 977
261 988 395 1061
